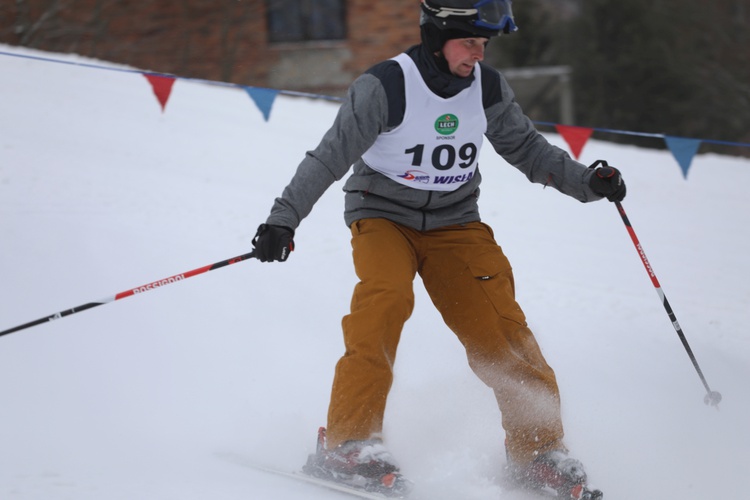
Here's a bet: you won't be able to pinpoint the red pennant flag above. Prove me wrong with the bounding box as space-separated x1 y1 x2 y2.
555 124 594 159
144 74 176 112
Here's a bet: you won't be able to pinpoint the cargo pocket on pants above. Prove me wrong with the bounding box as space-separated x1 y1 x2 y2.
467 249 527 327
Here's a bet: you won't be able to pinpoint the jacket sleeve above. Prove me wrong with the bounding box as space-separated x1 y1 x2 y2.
265 74 389 230
483 70 602 203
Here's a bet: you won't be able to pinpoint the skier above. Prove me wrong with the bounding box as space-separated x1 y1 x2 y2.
252 1 623 498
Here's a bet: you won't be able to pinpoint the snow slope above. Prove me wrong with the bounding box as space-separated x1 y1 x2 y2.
1 45 748 499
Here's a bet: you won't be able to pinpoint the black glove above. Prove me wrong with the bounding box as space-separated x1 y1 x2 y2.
252 224 295 262
589 163 626 202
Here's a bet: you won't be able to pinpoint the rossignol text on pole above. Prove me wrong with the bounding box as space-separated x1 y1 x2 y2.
0 251 256 338
592 159 722 407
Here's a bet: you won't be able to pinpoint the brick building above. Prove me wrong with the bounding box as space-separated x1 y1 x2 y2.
0 0 421 96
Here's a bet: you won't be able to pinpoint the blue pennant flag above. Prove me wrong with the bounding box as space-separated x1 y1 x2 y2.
664 136 701 178
244 86 279 121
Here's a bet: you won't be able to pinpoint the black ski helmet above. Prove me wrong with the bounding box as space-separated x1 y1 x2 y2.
420 0 518 38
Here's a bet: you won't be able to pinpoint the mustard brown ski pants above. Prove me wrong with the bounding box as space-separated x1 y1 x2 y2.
327 218 565 464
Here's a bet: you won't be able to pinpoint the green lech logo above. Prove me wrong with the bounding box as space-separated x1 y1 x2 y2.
435 114 459 135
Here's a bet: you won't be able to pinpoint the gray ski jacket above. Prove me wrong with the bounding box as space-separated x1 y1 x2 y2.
266 46 601 232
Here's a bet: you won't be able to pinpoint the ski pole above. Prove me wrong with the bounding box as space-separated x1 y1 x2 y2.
611 195 722 407
0 251 256 338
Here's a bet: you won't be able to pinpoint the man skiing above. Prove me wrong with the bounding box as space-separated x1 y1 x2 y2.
252 1 623 498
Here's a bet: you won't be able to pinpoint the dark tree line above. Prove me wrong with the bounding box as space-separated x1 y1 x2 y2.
2 0 748 152
489 0 750 152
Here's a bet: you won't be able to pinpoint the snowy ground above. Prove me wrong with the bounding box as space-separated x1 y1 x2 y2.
1 45 748 499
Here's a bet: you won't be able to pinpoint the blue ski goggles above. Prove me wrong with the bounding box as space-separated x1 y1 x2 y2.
473 0 518 32
423 0 518 34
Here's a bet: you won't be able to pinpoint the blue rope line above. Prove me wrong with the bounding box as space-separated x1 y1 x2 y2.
533 121 750 149
0 49 345 103
2 49 747 147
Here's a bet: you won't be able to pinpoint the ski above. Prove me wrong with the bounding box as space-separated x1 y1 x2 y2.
533 485 603 500
218 451 601 499
502 466 603 500
511 480 604 500
217 452 407 499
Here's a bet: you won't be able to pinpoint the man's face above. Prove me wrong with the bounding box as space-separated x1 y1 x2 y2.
441 37 489 77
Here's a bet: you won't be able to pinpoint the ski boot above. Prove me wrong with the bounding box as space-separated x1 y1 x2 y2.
508 449 603 499
302 427 412 498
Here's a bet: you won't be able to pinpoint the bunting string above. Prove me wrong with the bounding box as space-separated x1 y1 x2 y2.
3 48 749 179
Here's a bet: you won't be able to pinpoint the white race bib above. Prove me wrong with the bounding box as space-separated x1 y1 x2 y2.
361 53 486 192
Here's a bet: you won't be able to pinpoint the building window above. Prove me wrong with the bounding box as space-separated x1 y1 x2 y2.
267 0 347 43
